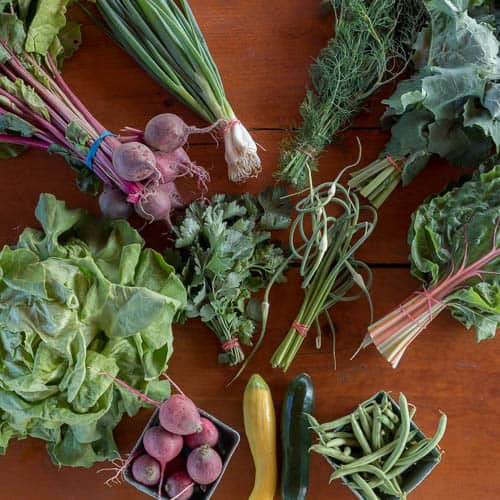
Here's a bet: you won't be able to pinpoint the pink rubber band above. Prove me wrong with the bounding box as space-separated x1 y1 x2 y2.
386 155 404 173
223 118 241 135
298 146 317 160
293 321 311 338
222 338 240 351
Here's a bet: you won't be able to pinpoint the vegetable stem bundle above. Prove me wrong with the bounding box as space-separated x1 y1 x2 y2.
0 8 209 225
360 167 500 367
271 152 377 371
278 0 425 187
96 0 261 183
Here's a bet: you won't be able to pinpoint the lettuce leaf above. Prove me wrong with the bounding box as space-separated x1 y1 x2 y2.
0 194 186 467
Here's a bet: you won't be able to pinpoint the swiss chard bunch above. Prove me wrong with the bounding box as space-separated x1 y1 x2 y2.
349 0 500 207
360 166 500 367
168 187 291 366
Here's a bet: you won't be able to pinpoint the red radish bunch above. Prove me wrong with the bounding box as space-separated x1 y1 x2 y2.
103 373 222 499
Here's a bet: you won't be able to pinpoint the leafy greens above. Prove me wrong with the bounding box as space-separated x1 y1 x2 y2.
0 194 186 466
361 166 500 367
168 187 291 367
349 0 500 207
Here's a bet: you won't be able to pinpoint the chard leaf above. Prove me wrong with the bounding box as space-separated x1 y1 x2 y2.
0 77 50 120
0 111 35 137
408 165 500 340
66 121 90 154
0 13 25 60
24 0 72 55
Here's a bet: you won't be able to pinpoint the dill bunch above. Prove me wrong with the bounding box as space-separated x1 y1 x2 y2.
278 0 426 187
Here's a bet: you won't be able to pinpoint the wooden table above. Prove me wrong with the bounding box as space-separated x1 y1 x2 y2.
0 2 498 499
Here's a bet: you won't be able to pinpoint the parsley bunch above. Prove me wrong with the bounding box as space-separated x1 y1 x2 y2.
168 187 291 366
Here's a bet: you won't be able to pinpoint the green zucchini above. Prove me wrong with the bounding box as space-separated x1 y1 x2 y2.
281 373 315 500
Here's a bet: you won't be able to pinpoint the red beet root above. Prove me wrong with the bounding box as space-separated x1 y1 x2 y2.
159 394 202 435
186 445 222 485
165 470 194 500
131 454 161 486
185 417 219 448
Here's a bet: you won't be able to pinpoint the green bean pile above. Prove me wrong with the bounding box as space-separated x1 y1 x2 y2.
307 392 447 499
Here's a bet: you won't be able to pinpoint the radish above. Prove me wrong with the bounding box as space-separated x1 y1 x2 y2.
159 394 202 435
185 417 219 448
113 141 157 181
98 185 132 219
131 454 161 486
143 426 183 465
143 426 183 500
186 446 222 485
165 471 194 500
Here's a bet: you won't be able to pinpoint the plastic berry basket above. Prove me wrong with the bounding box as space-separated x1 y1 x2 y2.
123 407 240 499
324 391 442 500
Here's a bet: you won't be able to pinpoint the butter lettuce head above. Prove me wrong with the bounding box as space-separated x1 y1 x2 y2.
0 194 186 467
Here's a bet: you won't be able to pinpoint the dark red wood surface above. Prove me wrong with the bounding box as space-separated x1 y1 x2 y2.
0 2 498 499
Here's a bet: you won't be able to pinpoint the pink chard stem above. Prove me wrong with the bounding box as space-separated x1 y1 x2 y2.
368 228 500 367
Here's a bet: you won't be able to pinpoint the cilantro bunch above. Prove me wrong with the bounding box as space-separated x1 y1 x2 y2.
168 187 291 366
349 0 500 207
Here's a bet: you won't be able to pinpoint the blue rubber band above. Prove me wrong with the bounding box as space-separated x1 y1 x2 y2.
85 131 116 170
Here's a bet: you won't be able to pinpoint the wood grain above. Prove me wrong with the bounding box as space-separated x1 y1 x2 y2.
0 2 498 500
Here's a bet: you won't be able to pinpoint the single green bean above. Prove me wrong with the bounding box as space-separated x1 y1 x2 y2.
408 404 416 420
351 473 379 500
358 405 372 439
383 393 410 472
344 446 352 456
309 445 356 464
324 431 356 439
394 413 447 469
330 463 391 483
326 437 360 448
401 438 431 458
383 407 400 425
318 405 377 431
371 404 382 450
378 414 396 431
351 413 372 455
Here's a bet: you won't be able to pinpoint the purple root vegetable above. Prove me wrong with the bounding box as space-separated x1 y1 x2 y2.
159 394 202 435
98 185 132 219
131 454 161 486
143 426 184 465
165 471 194 500
155 149 210 192
143 426 184 500
185 418 219 449
144 114 189 153
135 182 184 224
186 445 223 485
112 141 158 182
